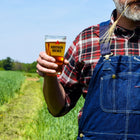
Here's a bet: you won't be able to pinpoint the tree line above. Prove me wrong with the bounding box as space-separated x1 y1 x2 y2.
0 57 37 73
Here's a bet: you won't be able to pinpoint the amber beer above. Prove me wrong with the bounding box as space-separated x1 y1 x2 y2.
45 35 66 74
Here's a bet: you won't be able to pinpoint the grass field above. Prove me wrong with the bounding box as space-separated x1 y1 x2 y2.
0 71 85 140
31 97 84 140
0 71 25 105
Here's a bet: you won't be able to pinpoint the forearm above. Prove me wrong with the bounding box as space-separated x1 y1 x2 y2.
43 75 66 117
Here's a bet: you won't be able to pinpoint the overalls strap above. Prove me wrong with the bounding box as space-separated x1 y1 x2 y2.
99 20 111 56
77 20 140 140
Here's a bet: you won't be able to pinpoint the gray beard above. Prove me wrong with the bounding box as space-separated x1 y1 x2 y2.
113 0 140 21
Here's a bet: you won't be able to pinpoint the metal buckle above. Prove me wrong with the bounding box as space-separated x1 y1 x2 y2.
104 52 113 60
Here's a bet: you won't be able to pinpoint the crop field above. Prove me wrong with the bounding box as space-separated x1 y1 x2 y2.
0 71 25 105
0 71 84 140
32 96 84 140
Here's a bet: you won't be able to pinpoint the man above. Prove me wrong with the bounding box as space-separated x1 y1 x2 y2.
37 0 140 139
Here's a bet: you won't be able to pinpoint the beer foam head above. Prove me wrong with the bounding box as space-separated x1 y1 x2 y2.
45 35 66 42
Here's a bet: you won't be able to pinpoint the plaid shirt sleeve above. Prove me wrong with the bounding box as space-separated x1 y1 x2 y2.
57 35 83 116
57 24 101 116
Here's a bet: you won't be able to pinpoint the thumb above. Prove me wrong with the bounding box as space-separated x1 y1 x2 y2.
64 59 69 65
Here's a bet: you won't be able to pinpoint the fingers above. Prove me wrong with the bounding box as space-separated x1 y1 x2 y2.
64 59 69 65
39 52 55 62
36 52 58 76
37 56 57 69
36 52 69 77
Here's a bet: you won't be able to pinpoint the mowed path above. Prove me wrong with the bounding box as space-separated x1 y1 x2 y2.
0 77 43 140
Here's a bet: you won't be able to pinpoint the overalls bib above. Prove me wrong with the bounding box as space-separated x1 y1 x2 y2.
77 21 140 140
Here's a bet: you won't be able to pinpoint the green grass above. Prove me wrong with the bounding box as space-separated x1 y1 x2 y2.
0 75 43 140
28 77 85 140
29 96 84 140
24 72 40 78
0 71 85 140
0 71 25 105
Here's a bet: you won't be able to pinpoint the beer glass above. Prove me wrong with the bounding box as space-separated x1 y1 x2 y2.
45 35 66 75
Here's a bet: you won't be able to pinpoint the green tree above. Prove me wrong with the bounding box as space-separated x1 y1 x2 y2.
3 57 14 70
29 61 37 73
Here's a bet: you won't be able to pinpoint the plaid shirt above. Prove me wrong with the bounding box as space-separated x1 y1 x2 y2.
58 9 140 117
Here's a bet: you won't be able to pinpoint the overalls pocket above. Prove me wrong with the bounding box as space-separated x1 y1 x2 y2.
100 72 140 114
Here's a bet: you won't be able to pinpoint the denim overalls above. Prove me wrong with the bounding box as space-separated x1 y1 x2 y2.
77 21 140 140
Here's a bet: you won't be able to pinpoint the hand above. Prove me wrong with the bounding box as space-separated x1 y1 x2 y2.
36 52 68 77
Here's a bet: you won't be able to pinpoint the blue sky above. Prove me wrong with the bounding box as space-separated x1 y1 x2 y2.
0 0 115 63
